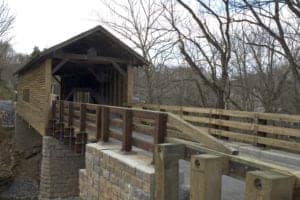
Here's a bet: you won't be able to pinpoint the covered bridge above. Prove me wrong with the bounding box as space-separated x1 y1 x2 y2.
12 26 300 200
14 25 147 135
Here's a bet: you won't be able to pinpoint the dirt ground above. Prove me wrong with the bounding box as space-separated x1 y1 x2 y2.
0 127 40 199
0 127 15 193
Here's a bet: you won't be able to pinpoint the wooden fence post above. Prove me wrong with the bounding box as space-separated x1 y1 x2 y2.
52 100 57 120
122 109 133 152
59 100 64 123
68 102 73 127
80 104 86 132
153 113 167 145
101 107 109 142
154 143 185 200
57 101 65 140
96 107 102 141
257 118 267 148
190 154 226 200
48 100 57 136
74 132 87 154
245 170 295 200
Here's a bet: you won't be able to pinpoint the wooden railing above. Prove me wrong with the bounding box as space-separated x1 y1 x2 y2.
49 101 300 199
50 100 171 154
154 140 300 200
50 100 236 155
136 104 300 153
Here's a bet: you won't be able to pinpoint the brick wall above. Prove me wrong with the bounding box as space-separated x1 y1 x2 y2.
39 136 84 200
79 142 155 200
16 59 52 135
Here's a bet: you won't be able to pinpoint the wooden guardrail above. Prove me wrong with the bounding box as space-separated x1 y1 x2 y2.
51 100 170 153
49 101 300 199
136 104 300 153
155 139 300 200
51 100 234 155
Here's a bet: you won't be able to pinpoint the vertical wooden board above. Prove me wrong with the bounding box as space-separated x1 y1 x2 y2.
118 74 123 106
60 78 64 100
257 118 267 147
117 71 120 105
122 109 133 152
96 107 102 141
123 72 128 106
107 71 111 105
52 101 57 119
106 81 108 104
153 113 167 145
80 104 86 132
68 102 74 127
127 64 134 106
113 70 118 105
119 72 123 106
60 101 64 122
101 107 109 142
110 70 113 105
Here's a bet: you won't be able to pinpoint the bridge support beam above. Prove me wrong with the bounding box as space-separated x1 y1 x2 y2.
154 143 185 200
190 154 227 200
39 136 84 200
245 170 295 200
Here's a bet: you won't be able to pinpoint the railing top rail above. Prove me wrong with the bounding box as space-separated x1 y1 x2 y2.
136 104 300 123
58 100 167 116
136 103 300 153
51 100 300 196
54 100 234 155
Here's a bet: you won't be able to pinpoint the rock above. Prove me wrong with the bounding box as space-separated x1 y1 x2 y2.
0 169 13 192
0 177 39 200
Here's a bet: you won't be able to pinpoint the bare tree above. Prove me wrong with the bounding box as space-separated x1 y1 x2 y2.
231 25 291 112
98 0 174 103
163 0 241 109
0 0 14 78
97 0 299 114
231 27 256 111
285 0 300 17
0 1 14 40
232 0 300 112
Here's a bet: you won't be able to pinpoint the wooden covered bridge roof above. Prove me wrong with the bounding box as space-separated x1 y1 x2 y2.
15 25 147 75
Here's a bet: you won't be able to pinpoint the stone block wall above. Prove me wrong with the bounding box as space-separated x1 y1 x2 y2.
79 142 155 200
39 136 84 200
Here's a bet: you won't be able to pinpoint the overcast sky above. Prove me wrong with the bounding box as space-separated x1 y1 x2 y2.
7 0 108 54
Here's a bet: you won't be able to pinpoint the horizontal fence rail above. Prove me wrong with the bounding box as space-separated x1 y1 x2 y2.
48 101 300 199
154 140 299 200
136 104 300 153
51 100 168 154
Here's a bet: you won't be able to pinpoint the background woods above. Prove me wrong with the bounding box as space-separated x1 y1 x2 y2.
0 0 299 114
0 1 28 99
101 0 300 114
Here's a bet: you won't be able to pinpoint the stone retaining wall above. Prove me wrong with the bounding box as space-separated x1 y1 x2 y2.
14 114 42 155
79 142 154 200
39 136 84 200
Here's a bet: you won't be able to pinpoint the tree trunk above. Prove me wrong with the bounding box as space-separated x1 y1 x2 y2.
216 90 226 109
293 72 300 114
